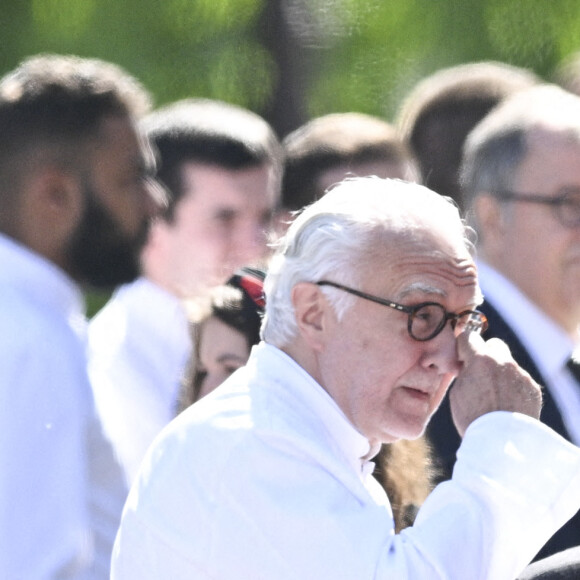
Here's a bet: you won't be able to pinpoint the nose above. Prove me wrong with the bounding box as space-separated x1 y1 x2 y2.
420 324 462 376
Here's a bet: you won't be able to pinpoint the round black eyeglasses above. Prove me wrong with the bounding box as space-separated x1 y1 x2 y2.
494 188 580 228
316 280 488 342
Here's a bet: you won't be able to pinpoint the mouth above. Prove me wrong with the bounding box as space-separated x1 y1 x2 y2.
400 386 431 402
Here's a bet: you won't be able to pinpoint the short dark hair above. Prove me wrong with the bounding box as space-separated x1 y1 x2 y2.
142 99 283 221
0 53 151 212
282 112 418 211
397 61 539 208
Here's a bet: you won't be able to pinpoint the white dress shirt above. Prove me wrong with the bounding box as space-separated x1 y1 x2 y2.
88 277 192 485
112 342 580 580
0 233 126 580
478 261 580 445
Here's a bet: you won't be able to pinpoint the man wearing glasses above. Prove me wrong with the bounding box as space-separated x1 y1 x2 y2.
428 84 580 562
113 177 580 580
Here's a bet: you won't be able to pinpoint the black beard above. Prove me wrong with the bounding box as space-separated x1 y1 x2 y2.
66 184 150 290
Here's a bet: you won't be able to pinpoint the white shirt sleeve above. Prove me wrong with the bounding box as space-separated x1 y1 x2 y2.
385 412 580 579
112 409 580 580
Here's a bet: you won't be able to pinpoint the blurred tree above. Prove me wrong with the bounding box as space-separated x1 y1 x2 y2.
3 0 580 315
3 0 580 135
257 0 310 137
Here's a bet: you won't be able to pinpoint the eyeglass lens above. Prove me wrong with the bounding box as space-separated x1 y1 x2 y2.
555 191 580 226
498 189 580 227
410 304 485 341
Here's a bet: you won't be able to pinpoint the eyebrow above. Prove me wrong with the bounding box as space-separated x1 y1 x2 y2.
216 353 248 365
398 281 484 308
398 282 447 299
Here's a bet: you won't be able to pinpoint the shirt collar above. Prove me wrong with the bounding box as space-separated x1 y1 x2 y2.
115 277 190 347
478 260 574 376
254 343 374 479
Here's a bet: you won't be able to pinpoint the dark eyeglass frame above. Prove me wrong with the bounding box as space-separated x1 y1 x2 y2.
494 188 580 228
316 280 487 342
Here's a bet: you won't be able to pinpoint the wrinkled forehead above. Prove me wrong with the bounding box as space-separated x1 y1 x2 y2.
362 219 481 303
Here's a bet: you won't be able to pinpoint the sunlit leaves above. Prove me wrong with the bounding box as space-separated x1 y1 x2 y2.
31 0 96 40
5 0 580 134
160 0 261 40
208 40 275 107
485 0 558 70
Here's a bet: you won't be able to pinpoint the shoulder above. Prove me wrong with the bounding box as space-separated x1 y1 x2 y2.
0 283 84 361
89 278 176 351
135 361 353 496
88 281 152 356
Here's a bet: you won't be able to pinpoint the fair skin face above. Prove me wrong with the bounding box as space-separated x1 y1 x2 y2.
197 316 250 399
143 161 278 298
286 225 542 447
476 127 580 337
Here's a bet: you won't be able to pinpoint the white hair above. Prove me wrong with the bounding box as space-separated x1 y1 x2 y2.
261 176 474 348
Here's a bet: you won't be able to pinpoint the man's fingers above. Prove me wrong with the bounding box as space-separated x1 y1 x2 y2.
451 332 541 437
456 331 512 365
483 337 513 363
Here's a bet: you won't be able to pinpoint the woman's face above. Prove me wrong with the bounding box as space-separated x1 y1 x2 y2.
197 316 251 399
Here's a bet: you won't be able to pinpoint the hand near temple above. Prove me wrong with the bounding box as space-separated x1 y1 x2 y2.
450 333 542 437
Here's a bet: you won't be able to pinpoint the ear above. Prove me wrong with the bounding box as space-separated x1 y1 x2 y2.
19 165 84 263
473 193 507 256
291 282 331 352
37 166 84 218
139 215 170 278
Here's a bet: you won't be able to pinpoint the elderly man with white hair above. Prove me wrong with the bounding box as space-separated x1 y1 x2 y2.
112 177 580 580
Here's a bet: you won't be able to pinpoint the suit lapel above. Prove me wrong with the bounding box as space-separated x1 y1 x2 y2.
480 300 571 440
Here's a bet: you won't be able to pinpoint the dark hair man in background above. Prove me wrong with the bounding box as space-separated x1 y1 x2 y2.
88 98 282 485
397 61 539 210
279 111 419 228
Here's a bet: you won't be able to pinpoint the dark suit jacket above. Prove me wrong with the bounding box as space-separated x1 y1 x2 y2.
518 546 580 580
426 299 580 561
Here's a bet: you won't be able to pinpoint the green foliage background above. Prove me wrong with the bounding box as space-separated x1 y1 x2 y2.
4 0 580 126
3 0 580 315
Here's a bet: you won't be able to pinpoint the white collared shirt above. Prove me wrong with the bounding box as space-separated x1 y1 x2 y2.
478 261 580 444
0 233 125 579
88 277 192 485
112 342 580 580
